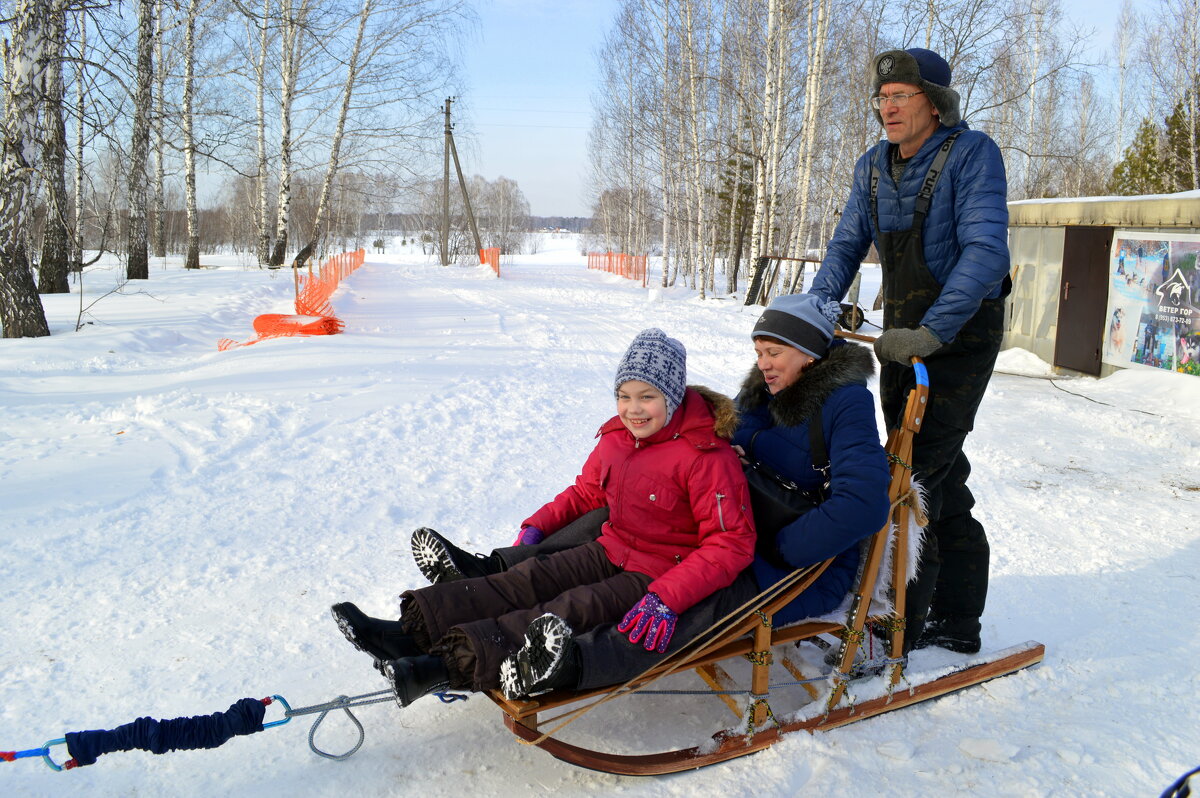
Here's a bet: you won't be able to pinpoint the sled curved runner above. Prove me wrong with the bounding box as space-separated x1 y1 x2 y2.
487 353 1045 775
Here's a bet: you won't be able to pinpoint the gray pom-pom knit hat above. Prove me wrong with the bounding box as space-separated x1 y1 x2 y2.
614 328 688 422
871 47 961 128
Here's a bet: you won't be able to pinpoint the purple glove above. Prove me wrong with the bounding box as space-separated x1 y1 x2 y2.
512 526 544 546
618 593 677 653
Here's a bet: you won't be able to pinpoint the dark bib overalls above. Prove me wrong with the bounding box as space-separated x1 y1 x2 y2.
870 132 1008 649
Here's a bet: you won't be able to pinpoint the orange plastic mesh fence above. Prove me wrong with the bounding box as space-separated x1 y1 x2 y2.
480 247 500 276
218 249 365 351
587 251 648 287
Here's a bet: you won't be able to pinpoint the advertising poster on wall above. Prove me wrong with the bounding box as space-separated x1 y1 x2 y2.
1103 232 1200 377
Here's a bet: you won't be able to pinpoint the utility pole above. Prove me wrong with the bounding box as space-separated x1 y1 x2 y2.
440 97 483 266
441 98 451 266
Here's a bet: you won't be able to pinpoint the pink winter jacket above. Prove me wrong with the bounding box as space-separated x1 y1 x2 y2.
523 387 756 613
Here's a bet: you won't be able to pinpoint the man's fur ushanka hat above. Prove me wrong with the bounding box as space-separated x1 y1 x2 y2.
870 47 962 128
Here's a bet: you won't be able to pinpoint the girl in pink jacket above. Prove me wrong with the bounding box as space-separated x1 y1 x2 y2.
332 328 755 707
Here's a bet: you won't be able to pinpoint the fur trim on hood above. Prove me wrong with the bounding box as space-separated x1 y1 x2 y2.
738 341 875 427
689 384 738 440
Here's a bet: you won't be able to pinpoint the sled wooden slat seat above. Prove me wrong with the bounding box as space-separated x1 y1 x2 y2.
488 347 1045 774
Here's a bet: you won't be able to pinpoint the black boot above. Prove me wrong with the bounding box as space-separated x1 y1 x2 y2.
381 654 451 707
410 527 504 584
331 602 423 661
913 615 982 654
499 613 580 700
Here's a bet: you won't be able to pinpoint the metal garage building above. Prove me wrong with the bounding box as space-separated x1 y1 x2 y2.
1005 191 1200 377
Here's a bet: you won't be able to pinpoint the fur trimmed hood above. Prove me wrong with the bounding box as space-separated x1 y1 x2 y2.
738 340 875 427
689 384 738 440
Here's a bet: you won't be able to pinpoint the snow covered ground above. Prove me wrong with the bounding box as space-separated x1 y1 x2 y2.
2 234 1197 797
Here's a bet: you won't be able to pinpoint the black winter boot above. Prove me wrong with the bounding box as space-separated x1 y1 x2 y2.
913 616 982 654
331 602 423 661
499 613 580 700
410 527 504 583
381 654 451 707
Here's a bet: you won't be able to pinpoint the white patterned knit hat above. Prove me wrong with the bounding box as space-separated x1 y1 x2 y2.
614 328 688 422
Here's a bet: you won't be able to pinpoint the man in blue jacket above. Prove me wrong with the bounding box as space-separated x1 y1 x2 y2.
810 48 1011 655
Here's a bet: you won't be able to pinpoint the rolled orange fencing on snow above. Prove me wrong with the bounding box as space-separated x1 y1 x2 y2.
219 248 364 351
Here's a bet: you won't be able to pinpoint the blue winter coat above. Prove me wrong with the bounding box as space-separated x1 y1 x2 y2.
810 123 1010 344
733 340 891 625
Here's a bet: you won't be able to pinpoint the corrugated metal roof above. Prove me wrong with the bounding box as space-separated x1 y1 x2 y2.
1008 191 1200 228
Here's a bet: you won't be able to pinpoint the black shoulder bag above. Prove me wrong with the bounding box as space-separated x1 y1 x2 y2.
742 408 830 569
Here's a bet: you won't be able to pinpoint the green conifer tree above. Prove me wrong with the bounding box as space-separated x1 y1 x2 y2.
1163 94 1200 191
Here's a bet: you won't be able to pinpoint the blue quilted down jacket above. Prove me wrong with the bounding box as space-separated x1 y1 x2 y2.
811 122 1010 343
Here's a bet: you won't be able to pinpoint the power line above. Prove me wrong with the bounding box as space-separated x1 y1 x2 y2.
473 122 589 130
471 107 592 115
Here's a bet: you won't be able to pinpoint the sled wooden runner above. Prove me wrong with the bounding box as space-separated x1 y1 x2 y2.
488 351 1045 775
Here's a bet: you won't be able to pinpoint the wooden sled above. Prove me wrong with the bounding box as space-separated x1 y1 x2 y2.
487 353 1045 775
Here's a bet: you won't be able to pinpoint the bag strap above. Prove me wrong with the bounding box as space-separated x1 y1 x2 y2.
808 406 830 489
749 407 830 485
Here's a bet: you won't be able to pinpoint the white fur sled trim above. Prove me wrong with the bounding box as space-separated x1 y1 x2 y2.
806 477 929 625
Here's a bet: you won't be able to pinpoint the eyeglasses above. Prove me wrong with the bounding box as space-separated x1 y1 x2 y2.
870 91 925 109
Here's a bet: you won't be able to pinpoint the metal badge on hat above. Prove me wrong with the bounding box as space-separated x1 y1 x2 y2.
877 55 894 76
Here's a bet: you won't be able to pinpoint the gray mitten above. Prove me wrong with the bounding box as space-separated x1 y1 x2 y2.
873 326 942 364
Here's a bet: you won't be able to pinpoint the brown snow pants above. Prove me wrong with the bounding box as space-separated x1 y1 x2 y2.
399 541 651 691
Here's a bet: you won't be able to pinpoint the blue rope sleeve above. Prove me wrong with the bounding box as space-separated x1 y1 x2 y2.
64 697 267 767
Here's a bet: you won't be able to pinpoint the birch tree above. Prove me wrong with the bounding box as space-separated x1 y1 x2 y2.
747 0 783 269
267 0 308 268
787 0 831 260
152 0 167 259
253 0 272 266
1113 0 1136 162
303 0 372 256
0 0 51 337
126 0 154 280
182 0 200 269
680 0 707 294
39 0 71 294
73 15 87 271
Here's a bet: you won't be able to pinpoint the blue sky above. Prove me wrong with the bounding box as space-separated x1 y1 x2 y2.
456 0 614 217
454 0 1123 219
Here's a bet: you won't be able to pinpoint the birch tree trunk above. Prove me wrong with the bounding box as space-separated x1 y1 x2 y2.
1113 0 1134 162
254 0 271 266
38 0 71 294
305 0 372 253
748 0 783 271
681 0 708 298
0 0 51 336
72 16 86 272
268 0 306 268
654 0 672 287
153 2 166 259
126 0 155 280
747 0 775 269
623 29 638 256
1020 0 1044 195
788 0 830 260
183 0 200 269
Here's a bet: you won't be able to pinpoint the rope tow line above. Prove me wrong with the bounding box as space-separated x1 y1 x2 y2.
1 688 469 772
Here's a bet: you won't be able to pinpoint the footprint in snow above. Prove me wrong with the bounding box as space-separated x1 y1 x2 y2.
958 737 1020 762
